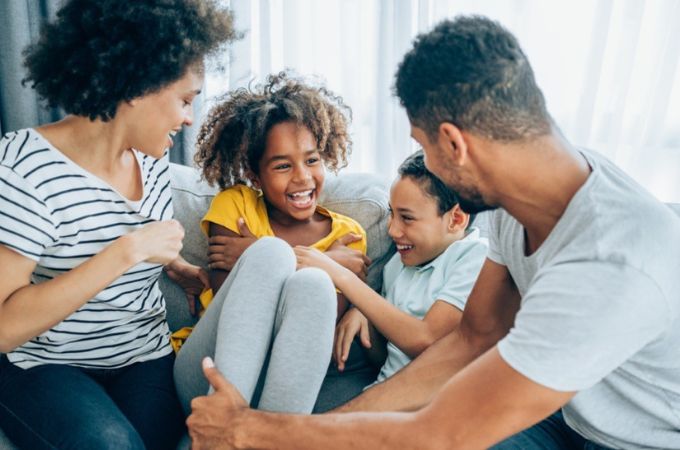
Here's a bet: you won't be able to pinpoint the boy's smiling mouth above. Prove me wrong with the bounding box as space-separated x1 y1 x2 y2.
396 243 414 255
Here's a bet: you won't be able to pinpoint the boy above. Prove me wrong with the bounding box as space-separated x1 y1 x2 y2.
295 149 487 383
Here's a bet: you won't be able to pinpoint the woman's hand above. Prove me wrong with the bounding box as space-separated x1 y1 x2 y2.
164 256 210 316
334 308 371 371
127 219 185 265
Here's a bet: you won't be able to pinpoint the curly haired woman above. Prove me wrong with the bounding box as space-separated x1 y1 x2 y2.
173 73 370 417
0 1 235 448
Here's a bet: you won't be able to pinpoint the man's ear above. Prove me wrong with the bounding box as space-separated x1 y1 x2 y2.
438 123 467 166
448 204 469 232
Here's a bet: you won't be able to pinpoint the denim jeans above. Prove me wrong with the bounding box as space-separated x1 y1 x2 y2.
491 411 613 450
0 353 184 450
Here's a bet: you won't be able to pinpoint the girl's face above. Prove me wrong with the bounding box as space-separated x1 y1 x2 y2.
253 121 325 224
119 68 203 159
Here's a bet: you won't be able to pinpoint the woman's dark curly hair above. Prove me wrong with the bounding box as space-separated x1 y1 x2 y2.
195 72 352 189
22 0 237 121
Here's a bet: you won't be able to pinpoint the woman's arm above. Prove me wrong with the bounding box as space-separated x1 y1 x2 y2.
0 220 184 352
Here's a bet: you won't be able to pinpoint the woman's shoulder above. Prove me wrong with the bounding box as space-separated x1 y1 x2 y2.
1 128 45 169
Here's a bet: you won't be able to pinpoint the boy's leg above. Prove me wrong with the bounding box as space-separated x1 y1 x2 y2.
174 237 296 413
0 356 144 450
106 353 185 450
257 267 337 413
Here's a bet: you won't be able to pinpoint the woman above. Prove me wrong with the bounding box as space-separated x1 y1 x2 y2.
0 1 235 449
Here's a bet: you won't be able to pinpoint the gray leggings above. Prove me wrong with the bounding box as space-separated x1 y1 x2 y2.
173 237 337 414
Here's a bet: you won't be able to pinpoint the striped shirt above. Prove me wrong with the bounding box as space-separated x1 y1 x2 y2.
0 128 173 369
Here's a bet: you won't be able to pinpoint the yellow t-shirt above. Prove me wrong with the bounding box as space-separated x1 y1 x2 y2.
170 184 367 352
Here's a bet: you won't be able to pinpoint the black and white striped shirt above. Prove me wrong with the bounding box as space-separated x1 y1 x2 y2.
0 128 173 369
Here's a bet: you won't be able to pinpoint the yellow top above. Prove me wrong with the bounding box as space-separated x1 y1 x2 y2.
170 184 367 352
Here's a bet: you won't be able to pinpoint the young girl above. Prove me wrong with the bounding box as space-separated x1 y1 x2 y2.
173 73 369 415
295 150 487 385
0 1 234 449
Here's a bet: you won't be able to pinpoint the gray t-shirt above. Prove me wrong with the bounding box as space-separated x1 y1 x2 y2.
493 149 680 449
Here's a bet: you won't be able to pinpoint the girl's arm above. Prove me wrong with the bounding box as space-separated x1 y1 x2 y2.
0 220 184 352
295 247 462 359
207 222 245 293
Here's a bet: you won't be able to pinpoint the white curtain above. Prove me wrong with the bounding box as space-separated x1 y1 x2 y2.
206 0 680 201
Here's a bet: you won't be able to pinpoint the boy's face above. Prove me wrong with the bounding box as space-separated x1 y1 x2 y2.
254 121 325 224
388 176 458 266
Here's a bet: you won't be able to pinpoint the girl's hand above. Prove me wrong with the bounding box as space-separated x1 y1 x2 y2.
294 246 345 283
164 256 210 316
128 220 185 265
208 218 257 271
334 308 371 372
324 233 371 281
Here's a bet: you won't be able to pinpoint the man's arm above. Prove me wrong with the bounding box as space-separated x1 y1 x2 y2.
189 348 574 450
334 258 521 412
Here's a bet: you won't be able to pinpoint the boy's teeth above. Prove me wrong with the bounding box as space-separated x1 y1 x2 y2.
169 130 177 137
396 244 413 250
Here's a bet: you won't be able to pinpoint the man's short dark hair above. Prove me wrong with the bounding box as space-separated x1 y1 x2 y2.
395 15 551 141
398 150 476 227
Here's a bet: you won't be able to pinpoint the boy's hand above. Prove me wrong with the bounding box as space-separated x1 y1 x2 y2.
208 218 256 271
324 233 371 281
334 308 371 371
187 357 248 450
294 246 346 283
164 256 210 316
128 220 184 264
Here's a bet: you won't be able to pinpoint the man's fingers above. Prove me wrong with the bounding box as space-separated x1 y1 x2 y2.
197 268 210 288
202 357 230 392
362 254 372 266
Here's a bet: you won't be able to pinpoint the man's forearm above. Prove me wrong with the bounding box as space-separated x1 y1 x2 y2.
332 328 486 413
233 409 423 450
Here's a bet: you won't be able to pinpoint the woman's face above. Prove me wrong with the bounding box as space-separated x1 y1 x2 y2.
120 68 203 158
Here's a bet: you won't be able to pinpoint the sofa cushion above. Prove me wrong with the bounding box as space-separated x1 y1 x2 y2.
161 163 394 331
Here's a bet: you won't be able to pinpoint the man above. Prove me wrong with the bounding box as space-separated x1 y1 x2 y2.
187 16 680 449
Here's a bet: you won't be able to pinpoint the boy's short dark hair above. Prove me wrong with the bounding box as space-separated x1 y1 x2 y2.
395 15 551 142
398 150 476 227
22 0 236 121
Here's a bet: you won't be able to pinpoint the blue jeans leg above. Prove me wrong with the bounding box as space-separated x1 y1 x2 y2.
491 411 613 450
0 356 144 450
104 353 185 450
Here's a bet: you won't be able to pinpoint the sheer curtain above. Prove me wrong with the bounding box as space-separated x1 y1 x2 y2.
210 0 680 201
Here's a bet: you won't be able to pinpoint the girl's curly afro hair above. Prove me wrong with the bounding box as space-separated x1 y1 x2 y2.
22 0 237 121
195 72 352 190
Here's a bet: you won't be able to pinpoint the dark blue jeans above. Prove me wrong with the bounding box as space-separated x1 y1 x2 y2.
491 411 613 449
0 353 184 450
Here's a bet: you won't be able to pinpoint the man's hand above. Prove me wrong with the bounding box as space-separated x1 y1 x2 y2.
324 233 371 281
208 218 257 271
334 308 371 371
187 357 249 450
164 256 210 316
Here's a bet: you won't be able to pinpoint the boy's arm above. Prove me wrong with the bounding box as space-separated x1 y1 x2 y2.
295 246 462 358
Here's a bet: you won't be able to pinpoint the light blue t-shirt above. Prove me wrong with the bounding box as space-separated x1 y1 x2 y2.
375 228 487 383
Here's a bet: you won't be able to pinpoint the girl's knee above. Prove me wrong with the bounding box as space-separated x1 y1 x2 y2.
241 237 295 270
283 268 337 319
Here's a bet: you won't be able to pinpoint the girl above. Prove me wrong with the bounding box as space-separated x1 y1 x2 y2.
173 73 369 415
0 1 235 449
